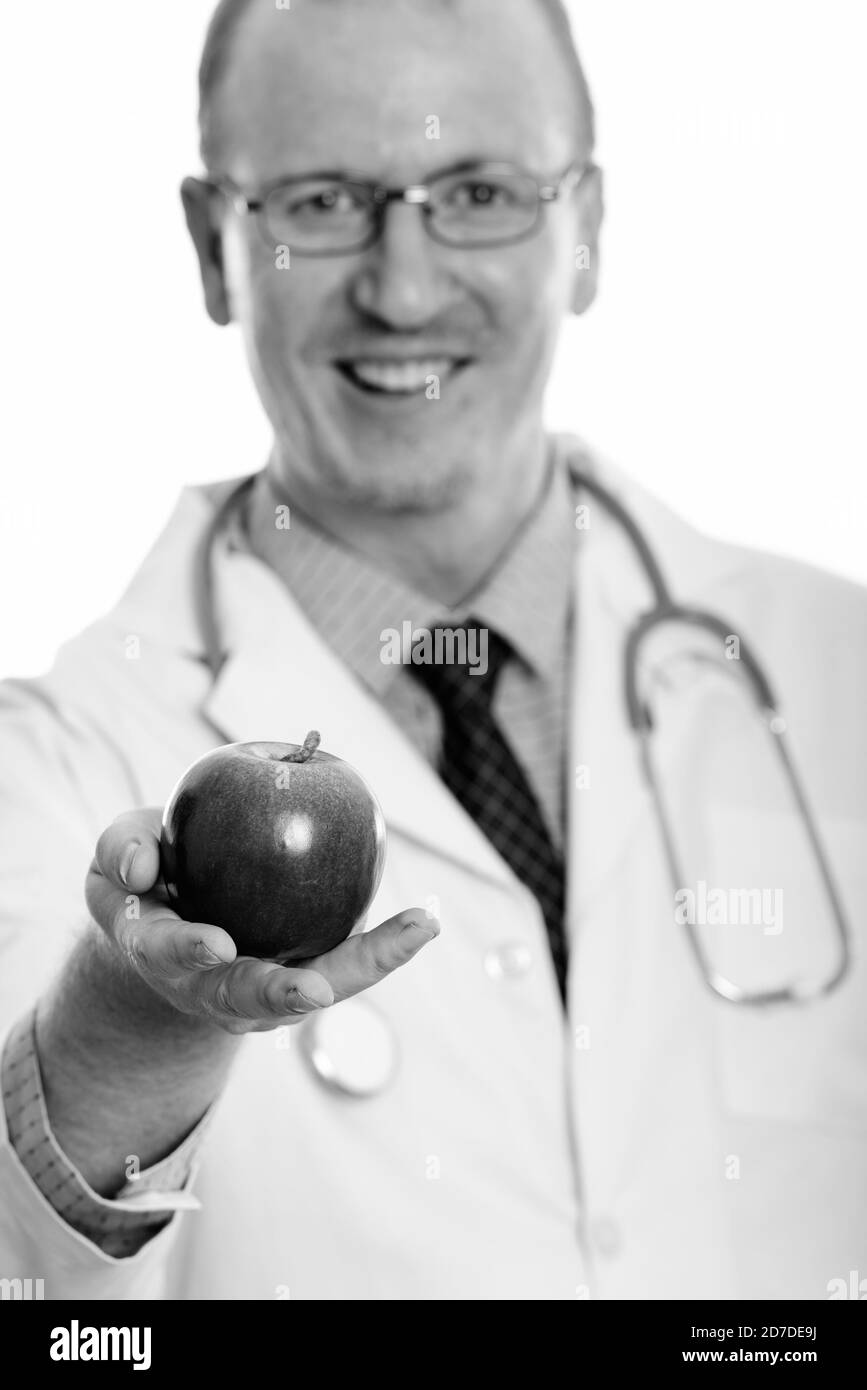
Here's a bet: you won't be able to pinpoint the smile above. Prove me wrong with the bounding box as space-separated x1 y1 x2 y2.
335 357 470 396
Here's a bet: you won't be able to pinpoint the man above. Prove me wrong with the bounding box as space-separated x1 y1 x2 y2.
0 0 865 1301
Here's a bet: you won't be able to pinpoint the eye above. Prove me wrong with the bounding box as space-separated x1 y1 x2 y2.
446 179 515 210
305 188 359 215
274 183 367 219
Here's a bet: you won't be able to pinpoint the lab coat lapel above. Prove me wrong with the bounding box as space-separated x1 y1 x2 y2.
565 463 751 1282
565 492 668 1228
567 480 656 920
200 545 515 888
565 455 752 917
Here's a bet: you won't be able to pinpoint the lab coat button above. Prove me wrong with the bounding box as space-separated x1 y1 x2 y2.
484 943 533 980
590 1217 622 1257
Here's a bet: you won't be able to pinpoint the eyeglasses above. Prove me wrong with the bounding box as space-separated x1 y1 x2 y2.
205 160 594 256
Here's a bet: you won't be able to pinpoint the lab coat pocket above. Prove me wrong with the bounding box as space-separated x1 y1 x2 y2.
715 996 867 1139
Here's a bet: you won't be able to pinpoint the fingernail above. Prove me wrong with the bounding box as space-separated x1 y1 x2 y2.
287 989 320 1012
401 920 439 942
195 942 223 967
119 841 141 887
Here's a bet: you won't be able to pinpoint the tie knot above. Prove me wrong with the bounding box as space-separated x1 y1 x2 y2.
406 621 511 711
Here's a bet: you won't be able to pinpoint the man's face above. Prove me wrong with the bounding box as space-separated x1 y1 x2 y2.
194 0 600 514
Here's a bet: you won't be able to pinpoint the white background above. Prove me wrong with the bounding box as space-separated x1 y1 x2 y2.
1 1 865 678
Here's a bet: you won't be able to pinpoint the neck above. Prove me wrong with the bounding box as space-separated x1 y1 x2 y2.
258 430 552 607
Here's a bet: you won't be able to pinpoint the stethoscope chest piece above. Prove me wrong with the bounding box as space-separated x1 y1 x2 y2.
298 997 399 1097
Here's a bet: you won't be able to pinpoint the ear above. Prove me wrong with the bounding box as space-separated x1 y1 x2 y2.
180 176 232 326
569 165 604 317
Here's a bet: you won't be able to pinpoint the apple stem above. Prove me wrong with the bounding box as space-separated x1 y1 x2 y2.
283 730 321 764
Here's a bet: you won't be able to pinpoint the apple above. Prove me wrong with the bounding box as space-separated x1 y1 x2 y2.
160 732 387 961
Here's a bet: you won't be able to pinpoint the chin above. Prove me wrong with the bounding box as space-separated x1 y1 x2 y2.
316 443 476 515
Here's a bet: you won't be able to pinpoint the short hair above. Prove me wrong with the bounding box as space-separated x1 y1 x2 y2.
198 0 596 171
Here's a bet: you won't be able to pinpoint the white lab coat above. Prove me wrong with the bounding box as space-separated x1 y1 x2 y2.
1 446 865 1300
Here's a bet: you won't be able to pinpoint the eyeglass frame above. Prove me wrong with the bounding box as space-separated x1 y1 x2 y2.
202 158 596 255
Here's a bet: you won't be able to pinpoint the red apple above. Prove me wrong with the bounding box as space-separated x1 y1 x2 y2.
160 732 387 961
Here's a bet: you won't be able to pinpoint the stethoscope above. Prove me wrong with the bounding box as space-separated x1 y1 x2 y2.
194 461 853 1094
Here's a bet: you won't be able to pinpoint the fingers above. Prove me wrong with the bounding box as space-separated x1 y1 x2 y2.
100 906 436 1031
85 872 331 1026
113 909 238 981
306 908 440 1003
191 959 335 1029
92 808 164 895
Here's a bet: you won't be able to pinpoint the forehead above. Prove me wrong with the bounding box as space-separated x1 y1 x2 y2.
211 0 580 181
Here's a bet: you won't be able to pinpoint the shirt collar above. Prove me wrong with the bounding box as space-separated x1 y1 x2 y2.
242 443 575 696
463 451 574 678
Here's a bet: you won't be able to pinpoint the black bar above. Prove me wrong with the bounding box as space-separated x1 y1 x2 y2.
2 1297 865 1375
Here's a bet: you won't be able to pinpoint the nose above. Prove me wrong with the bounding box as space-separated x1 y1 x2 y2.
349 201 457 328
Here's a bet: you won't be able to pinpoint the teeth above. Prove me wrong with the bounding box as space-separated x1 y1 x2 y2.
345 358 457 393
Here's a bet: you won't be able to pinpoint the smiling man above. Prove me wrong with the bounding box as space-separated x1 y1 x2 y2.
0 0 865 1303
184 0 601 595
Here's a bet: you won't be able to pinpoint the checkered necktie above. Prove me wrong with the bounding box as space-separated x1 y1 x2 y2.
408 622 568 1001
